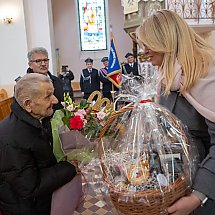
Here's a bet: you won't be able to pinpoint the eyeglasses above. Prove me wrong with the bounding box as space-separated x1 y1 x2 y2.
30 58 50 64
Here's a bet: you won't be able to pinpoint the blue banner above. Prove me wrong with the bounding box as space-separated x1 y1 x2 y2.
107 38 122 88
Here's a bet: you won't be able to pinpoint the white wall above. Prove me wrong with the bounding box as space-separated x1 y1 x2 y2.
0 0 28 96
52 0 133 82
0 0 57 97
23 0 56 74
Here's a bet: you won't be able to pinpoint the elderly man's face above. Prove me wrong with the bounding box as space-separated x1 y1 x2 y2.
29 82 58 120
28 53 49 75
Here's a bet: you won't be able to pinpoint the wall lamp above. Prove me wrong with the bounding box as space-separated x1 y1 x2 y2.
3 17 13 24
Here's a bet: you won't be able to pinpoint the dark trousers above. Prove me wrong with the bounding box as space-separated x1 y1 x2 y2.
83 93 90 100
83 93 98 102
102 92 113 101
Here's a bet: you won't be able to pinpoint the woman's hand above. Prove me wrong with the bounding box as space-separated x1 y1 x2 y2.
70 160 81 174
167 194 201 215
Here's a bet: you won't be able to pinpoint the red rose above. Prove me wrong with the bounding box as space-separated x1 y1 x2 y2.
70 115 84 130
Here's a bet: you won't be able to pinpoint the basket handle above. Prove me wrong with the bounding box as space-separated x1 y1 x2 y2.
98 106 133 163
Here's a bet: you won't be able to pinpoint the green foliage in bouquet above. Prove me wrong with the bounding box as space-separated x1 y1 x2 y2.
51 110 65 162
61 93 113 139
51 93 114 163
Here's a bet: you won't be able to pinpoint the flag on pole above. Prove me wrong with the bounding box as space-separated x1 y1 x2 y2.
56 48 62 76
107 37 122 88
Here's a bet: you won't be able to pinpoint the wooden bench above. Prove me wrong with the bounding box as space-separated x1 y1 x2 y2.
0 97 13 121
0 89 8 101
71 82 82 99
71 82 81 92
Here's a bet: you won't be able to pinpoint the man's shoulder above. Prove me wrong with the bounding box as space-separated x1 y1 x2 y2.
100 68 108 73
48 72 58 79
26 67 33 74
82 68 88 73
48 72 62 83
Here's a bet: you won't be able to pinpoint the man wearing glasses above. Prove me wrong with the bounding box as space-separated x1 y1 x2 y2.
26 47 63 111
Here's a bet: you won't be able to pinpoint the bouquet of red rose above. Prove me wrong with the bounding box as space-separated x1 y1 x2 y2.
51 93 113 164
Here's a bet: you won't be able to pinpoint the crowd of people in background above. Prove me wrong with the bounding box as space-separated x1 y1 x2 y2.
80 52 139 101
14 46 139 106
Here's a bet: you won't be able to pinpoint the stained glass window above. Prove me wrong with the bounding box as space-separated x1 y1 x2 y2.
78 0 107 51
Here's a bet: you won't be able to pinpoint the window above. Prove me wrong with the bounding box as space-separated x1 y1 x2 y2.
78 0 107 51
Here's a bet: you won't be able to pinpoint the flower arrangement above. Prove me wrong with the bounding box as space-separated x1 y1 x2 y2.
61 93 114 139
51 92 114 164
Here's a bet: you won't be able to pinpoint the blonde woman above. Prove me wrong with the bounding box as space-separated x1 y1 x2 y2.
136 10 215 215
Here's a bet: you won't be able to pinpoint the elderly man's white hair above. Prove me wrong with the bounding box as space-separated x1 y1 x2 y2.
15 73 52 107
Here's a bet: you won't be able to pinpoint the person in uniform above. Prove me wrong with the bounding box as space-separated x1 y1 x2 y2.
80 58 100 100
122 52 139 76
99 57 119 101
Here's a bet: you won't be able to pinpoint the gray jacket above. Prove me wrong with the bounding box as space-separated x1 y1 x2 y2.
160 91 215 214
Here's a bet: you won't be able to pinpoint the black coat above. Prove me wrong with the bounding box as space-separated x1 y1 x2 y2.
80 68 100 94
122 63 139 76
0 100 77 215
58 71 74 99
27 68 64 111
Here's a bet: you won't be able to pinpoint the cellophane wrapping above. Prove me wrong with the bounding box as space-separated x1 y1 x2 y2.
97 63 198 215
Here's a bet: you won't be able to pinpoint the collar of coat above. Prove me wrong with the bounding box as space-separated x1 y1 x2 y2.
11 99 50 129
26 68 55 82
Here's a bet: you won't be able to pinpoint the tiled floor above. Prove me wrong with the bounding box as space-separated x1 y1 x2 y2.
73 159 118 215
73 194 116 215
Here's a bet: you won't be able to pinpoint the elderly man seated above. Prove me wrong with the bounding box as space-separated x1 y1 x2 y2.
0 73 79 215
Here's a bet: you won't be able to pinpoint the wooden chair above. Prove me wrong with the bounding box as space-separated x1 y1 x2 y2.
71 82 82 100
71 82 81 92
0 89 13 121
0 89 8 101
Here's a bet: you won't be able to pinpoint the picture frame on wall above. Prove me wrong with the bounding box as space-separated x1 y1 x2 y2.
78 0 107 51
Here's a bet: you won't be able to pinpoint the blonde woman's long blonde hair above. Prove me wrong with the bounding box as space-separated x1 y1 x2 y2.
136 9 215 95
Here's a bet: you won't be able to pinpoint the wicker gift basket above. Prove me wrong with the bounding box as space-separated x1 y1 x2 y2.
97 73 196 215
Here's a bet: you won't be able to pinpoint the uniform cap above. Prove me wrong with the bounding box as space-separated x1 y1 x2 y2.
125 52 134 58
101 57 108 62
85 58 93 63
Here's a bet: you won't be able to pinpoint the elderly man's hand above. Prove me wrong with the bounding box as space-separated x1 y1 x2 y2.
167 194 201 215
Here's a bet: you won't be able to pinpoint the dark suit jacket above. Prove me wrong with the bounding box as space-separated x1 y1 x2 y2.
80 68 100 94
122 62 139 76
160 91 215 215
